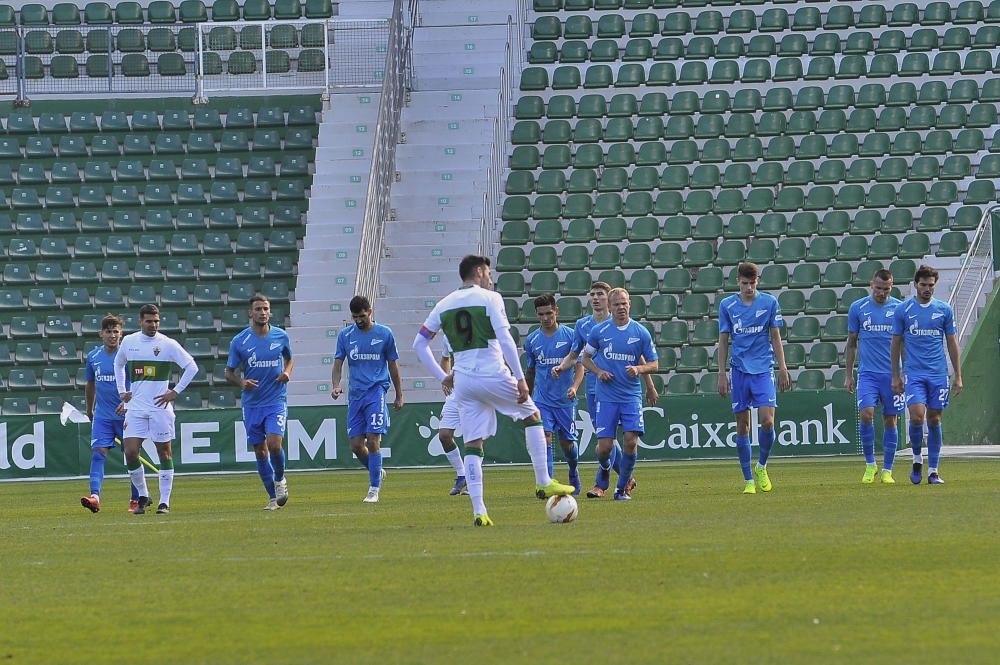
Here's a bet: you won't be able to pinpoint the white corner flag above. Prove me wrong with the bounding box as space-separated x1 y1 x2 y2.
59 402 91 426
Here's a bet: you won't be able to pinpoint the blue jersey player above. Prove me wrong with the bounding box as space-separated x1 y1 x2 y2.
718 263 791 494
226 294 294 510
553 281 659 496
332 295 404 504
845 269 903 484
891 265 963 485
525 294 584 494
581 288 658 501
80 314 140 513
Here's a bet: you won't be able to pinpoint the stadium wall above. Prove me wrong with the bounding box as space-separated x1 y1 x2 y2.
0 392 859 480
948 284 1000 445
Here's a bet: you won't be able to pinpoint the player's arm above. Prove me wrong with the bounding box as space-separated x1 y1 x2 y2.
844 332 859 393
113 346 130 402
388 359 404 410
640 364 659 405
769 327 790 392
568 362 583 400
525 366 536 394
717 331 730 397
156 350 198 407
552 348 578 378
85 380 96 420
890 335 904 394
946 333 963 397
277 351 294 384
580 346 612 381
330 357 345 399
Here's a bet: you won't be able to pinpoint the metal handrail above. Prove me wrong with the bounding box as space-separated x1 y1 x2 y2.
947 204 999 347
354 0 417 304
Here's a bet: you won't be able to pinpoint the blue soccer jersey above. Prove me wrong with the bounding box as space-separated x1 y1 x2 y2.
227 326 293 409
525 325 577 408
572 314 608 397
719 292 784 375
848 295 902 375
86 346 126 422
893 297 957 377
335 322 400 400
584 319 657 403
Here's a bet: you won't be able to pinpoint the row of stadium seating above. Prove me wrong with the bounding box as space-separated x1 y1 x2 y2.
1 388 240 414
0 95 317 411
0 1 335 26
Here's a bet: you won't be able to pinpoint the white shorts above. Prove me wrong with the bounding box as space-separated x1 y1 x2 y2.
454 370 538 442
124 408 175 442
439 394 461 432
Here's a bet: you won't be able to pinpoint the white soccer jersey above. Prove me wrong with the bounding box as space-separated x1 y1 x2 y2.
115 332 197 413
421 285 511 377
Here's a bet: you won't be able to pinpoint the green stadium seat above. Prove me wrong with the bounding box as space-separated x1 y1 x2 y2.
305 0 333 18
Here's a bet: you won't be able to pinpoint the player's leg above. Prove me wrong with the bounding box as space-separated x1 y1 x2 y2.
454 376 495 525
588 391 621 475
360 394 388 502
151 411 175 513
263 406 289 506
906 377 928 484
731 370 755 492
858 406 878 482
589 401 620 497
246 408 277 507
347 397 371 471
613 402 644 500
753 406 775 492
438 397 466 494
539 406 556 480
116 421 141 512
556 407 580 494
81 434 112 512
926 408 945 484
879 374 903 484
123 412 152 513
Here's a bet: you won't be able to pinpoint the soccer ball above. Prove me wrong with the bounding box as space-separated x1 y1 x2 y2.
545 495 578 524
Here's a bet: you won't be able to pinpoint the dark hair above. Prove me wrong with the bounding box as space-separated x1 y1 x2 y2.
914 264 939 284
100 313 123 331
138 304 159 319
459 254 491 281
249 293 270 308
590 281 611 294
349 295 372 314
534 294 557 309
873 269 894 282
737 262 760 280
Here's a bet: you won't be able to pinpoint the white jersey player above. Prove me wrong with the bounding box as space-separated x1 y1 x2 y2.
114 304 199 515
413 254 574 526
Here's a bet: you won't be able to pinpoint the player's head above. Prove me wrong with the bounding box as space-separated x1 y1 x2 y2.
737 262 760 300
349 295 373 330
138 304 159 337
870 269 894 304
534 293 558 331
249 294 271 328
458 255 493 289
589 281 611 314
608 288 631 324
99 314 123 350
914 264 938 303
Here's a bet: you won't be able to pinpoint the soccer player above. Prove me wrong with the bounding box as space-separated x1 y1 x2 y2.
226 294 294 510
552 281 659 498
525 294 584 494
114 304 199 515
80 314 140 513
717 262 790 494
437 335 469 496
845 269 904 484
580 287 658 501
412 255 575 526
891 265 963 485
331 296 404 504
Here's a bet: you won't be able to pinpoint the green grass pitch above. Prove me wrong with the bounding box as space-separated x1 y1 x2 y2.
2 458 998 665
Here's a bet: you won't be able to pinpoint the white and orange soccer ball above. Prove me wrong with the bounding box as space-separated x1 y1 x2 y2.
545 495 578 524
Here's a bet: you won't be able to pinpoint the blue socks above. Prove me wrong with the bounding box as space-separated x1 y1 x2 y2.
927 424 943 469
269 448 286 482
758 427 775 466
909 424 924 460
616 452 637 492
564 443 579 473
368 452 383 488
595 450 612 490
883 427 898 471
610 441 622 474
736 435 753 481
89 450 106 496
860 422 876 464
256 457 276 499
546 443 554 478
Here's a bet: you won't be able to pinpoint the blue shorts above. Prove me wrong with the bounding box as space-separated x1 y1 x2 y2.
731 368 777 413
905 375 950 410
348 390 390 438
539 403 578 442
586 391 598 430
91 417 124 449
244 403 288 445
857 373 905 415
595 400 645 437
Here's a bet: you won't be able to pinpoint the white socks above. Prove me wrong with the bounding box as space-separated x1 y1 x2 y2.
464 455 487 515
129 466 148 498
158 470 174 506
525 425 551 486
445 446 465 474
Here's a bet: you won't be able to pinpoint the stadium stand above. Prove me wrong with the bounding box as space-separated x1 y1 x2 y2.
500 0 989 392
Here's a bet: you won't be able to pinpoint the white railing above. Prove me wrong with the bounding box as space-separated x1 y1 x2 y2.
479 0 527 258
354 0 418 304
947 205 998 348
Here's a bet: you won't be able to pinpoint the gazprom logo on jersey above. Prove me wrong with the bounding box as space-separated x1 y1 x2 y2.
349 345 382 361
247 352 282 369
534 350 562 366
862 318 894 333
602 346 636 362
92 366 116 382
732 318 766 335
908 322 942 337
